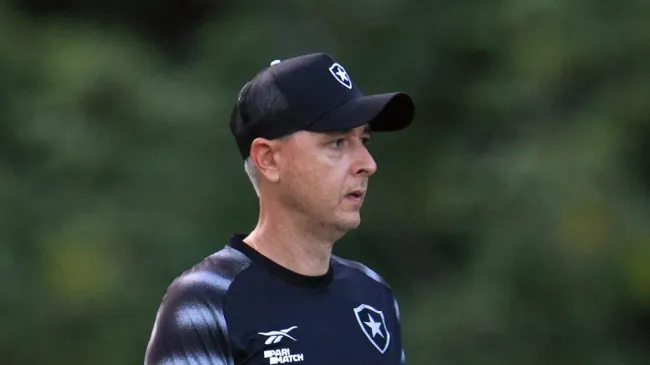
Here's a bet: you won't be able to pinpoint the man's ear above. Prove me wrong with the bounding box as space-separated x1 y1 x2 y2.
250 138 281 183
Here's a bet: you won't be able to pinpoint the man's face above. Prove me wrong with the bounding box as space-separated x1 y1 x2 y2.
276 124 377 234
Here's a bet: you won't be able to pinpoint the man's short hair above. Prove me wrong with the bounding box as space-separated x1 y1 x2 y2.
233 80 293 196
244 156 260 196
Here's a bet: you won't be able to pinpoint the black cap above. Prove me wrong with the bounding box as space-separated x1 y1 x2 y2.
229 53 415 159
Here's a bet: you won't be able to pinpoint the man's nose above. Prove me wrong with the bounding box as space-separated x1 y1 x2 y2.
354 146 377 177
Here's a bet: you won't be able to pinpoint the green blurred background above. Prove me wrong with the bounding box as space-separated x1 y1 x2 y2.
2 0 650 364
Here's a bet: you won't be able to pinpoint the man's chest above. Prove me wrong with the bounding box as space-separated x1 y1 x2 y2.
229 290 401 365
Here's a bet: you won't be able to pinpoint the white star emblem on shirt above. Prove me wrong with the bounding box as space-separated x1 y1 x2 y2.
364 314 385 338
353 304 391 354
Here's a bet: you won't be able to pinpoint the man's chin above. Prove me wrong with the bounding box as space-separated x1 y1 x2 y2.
334 214 362 232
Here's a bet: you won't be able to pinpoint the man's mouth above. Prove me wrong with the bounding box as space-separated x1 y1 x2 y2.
345 190 365 200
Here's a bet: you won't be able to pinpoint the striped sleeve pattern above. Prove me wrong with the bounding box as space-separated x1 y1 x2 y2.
393 296 406 365
144 247 252 365
332 256 390 288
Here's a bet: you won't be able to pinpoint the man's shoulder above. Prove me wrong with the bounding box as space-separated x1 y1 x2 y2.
164 245 253 301
145 245 251 364
332 255 393 291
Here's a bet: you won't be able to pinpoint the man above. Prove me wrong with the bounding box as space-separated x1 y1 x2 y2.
144 52 415 365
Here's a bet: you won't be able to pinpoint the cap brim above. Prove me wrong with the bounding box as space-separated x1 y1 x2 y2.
308 92 415 133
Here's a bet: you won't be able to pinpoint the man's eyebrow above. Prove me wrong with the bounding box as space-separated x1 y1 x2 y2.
322 130 346 137
321 126 371 138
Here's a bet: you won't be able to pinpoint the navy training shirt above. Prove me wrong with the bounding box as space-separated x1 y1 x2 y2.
144 234 406 365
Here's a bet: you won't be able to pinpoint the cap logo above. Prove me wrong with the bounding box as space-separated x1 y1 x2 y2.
329 63 352 89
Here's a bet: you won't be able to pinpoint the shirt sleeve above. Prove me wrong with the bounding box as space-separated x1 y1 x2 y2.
144 272 235 365
394 296 406 365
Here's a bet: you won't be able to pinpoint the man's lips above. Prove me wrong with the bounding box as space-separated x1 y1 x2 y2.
345 189 366 201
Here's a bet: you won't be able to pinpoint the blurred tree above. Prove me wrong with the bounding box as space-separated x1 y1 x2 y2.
1 0 649 364
10 0 227 54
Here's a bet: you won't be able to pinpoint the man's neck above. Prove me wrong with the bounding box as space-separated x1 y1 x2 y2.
243 203 341 277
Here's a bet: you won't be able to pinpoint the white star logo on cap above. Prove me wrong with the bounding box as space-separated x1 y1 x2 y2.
329 63 352 89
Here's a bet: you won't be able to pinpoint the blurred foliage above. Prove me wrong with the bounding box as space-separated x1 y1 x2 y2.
1 0 650 364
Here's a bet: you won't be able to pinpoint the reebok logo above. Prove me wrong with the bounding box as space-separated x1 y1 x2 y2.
258 326 304 364
258 326 298 345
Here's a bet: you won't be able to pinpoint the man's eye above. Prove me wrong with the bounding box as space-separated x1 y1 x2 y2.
330 138 345 148
361 137 371 145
